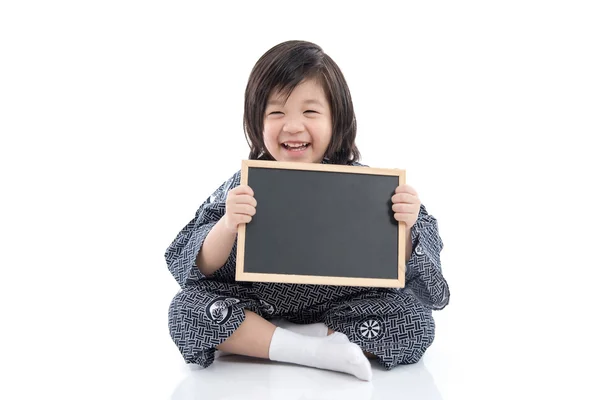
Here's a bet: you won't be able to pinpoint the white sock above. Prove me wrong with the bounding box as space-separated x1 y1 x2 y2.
270 319 329 337
268 328 372 381
216 320 332 358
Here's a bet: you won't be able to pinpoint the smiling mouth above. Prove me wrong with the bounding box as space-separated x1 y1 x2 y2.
282 142 310 151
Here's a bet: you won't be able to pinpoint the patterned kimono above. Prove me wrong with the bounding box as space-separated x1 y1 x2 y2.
165 161 450 370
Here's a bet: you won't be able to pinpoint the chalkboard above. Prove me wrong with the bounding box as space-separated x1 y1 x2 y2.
235 160 406 288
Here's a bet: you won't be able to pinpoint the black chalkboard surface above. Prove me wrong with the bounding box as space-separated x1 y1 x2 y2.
235 160 406 288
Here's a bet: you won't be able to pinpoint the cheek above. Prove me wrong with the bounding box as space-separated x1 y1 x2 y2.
262 126 282 155
314 122 332 147
262 124 277 143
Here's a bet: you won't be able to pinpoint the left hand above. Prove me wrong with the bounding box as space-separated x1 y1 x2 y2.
391 184 421 230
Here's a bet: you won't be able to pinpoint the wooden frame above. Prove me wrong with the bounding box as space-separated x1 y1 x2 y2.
235 160 406 288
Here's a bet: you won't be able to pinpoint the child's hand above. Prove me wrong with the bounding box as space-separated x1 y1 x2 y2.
391 185 421 230
223 185 257 234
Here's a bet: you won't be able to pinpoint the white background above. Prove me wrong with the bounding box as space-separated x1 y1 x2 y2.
1 1 599 399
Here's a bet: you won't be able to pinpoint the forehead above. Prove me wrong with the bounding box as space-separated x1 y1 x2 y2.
267 78 327 105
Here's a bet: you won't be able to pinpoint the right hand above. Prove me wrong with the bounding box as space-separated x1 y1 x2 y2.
223 185 257 234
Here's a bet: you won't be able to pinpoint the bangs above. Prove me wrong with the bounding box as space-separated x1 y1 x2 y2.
267 69 326 106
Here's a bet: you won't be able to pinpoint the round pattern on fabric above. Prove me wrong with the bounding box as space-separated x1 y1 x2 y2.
206 297 240 325
356 316 385 341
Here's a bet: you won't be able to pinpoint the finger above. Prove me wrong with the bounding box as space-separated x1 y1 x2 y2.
232 204 256 217
394 213 414 222
391 192 418 204
238 215 253 224
234 194 257 207
395 184 418 196
392 203 419 213
232 185 254 196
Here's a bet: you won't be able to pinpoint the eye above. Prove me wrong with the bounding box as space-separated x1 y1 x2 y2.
304 110 318 114
268 111 283 115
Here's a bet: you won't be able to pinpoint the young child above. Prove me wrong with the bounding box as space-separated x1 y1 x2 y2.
165 40 450 381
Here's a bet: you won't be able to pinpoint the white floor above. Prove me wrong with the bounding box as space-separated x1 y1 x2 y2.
172 353 444 400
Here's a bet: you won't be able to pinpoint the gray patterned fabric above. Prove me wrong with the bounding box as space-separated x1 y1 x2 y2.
166 162 450 370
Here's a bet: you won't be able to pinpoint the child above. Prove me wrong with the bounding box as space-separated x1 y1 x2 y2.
165 40 450 381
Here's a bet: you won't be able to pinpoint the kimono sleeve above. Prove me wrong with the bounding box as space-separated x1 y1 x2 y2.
164 171 241 287
405 204 450 310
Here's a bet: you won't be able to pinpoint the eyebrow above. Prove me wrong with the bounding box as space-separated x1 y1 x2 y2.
267 99 324 107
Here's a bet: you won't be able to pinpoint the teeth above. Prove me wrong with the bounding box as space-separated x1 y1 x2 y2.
283 143 308 149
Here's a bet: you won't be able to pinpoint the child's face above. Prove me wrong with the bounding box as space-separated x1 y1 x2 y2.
263 78 332 163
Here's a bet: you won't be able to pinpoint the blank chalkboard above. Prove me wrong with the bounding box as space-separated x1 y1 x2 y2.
235 160 406 288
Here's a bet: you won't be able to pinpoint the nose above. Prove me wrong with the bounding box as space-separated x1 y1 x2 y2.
283 118 304 134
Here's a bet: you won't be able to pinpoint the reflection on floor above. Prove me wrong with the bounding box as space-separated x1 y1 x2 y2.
171 353 443 400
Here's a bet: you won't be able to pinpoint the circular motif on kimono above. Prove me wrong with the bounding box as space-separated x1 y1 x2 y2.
356 316 385 341
206 297 240 325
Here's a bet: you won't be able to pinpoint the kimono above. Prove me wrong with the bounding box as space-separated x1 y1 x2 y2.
165 161 450 370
